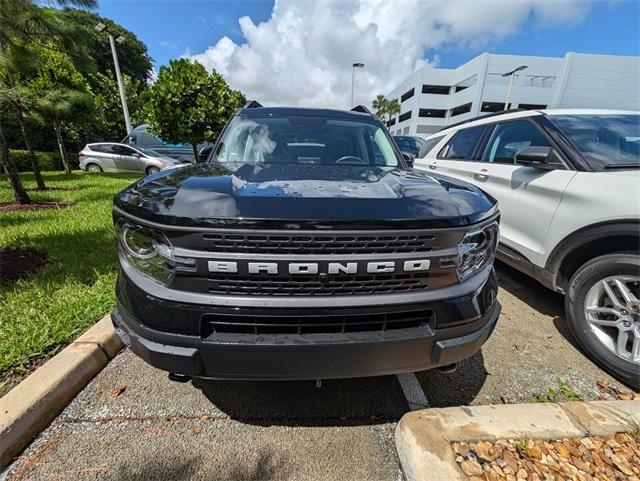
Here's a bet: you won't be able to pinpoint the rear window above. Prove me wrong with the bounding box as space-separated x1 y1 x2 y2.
214 115 399 167
438 125 487 160
417 135 445 158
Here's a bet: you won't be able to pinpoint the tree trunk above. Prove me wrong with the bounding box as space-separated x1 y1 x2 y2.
0 121 31 204
192 143 199 162
15 106 46 189
4 65 46 189
54 123 71 175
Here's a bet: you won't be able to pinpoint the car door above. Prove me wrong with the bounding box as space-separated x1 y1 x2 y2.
440 119 576 264
93 144 117 171
422 125 489 185
113 145 144 172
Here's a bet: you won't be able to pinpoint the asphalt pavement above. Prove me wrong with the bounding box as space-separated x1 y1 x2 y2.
4 263 634 481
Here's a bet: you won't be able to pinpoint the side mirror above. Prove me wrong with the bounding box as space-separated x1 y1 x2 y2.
515 146 561 170
198 146 213 162
402 152 415 168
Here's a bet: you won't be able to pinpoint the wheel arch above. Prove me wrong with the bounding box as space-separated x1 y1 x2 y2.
545 220 640 292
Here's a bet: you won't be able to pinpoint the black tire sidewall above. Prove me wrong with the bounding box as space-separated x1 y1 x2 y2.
565 253 640 388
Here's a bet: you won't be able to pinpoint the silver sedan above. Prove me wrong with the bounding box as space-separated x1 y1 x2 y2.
79 143 190 175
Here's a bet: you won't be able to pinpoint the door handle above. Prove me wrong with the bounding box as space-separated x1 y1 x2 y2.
473 169 489 180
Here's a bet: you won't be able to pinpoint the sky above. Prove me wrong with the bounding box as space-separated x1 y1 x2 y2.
99 0 640 108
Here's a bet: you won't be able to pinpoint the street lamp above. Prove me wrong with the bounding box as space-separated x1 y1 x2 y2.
95 22 132 134
501 65 527 110
350 62 365 108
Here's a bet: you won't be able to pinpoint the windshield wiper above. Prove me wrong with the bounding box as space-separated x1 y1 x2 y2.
603 163 640 169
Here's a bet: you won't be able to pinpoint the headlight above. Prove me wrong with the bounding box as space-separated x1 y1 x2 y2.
457 221 499 280
115 220 195 285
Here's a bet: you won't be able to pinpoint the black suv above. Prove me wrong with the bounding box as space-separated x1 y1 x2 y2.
111 104 501 380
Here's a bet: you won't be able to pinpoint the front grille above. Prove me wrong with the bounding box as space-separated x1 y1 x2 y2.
202 272 429 296
201 308 434 335
199 232 436 255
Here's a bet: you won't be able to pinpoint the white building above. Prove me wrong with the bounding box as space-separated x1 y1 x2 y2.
385 52 640 137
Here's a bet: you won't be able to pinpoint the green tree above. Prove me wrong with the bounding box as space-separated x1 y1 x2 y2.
385 98 401 122
52 8 152 84
372 94 386 118
371 94 401 123
28 50 93 175
0 0 96 203
90 71 148 141
146 59 245 159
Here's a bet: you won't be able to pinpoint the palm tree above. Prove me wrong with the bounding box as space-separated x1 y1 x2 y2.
0 0 96 203
385 99 401 123
372 94 386 118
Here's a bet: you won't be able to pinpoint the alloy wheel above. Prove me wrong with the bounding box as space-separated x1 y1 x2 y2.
584 275 640 365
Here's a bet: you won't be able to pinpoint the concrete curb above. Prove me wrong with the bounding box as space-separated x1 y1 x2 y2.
395 400 640 481
0 314 123 469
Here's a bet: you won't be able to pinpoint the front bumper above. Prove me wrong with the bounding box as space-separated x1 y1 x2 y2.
112 268 500 380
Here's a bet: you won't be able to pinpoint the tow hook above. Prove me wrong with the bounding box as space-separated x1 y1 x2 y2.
168 373 191 383
437 363 458 374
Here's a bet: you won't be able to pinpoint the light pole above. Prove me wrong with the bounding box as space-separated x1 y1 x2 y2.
502 65 527 110
350 62 365 108
95 22 132 134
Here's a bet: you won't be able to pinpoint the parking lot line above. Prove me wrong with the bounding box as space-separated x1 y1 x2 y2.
396 373 430 410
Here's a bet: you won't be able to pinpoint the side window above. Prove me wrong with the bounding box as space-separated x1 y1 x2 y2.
114 145 137 156
91 144 112 153
438 125 487 160
482 120 551 164
418 135 445 158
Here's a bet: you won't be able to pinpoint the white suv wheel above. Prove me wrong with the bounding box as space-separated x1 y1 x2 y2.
584 275 640 365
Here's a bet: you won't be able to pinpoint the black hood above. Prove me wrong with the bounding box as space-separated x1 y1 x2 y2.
114 163 497 229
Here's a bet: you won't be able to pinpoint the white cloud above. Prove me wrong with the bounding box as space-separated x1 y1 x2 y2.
187 0 590 108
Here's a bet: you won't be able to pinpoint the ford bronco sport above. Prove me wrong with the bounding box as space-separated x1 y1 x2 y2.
111 103 501 380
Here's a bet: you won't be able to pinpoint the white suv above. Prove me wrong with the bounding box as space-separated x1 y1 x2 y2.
416 109 639 388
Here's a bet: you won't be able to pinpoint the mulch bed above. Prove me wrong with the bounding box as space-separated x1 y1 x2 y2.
453 432 639 481
0 201 72 213
0 355 49 398
0 247 48 286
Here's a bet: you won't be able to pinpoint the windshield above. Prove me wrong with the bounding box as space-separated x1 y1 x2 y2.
213 115 399 167
549 114 640 170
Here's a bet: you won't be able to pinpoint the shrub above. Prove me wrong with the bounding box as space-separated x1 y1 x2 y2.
9 150 72 172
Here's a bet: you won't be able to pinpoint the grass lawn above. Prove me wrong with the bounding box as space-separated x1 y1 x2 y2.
0 171 141 394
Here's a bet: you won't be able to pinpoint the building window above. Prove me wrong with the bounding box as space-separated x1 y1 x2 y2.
387 118 396 126
416 125 440 135
400 88 415 102
398 111 412 123
403 127 410 135
481 102 507 113
518 103 547 110
450 103 472 117
454 75 477 93
419 108 447 118
421 84 450 95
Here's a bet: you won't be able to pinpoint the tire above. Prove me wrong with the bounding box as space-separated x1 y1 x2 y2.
87 163 102 173
565 253 640 389
146 166 160 176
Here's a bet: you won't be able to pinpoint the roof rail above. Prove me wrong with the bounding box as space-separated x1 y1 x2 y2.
350 105 372 114
243 100 263 109
440 109 524 131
